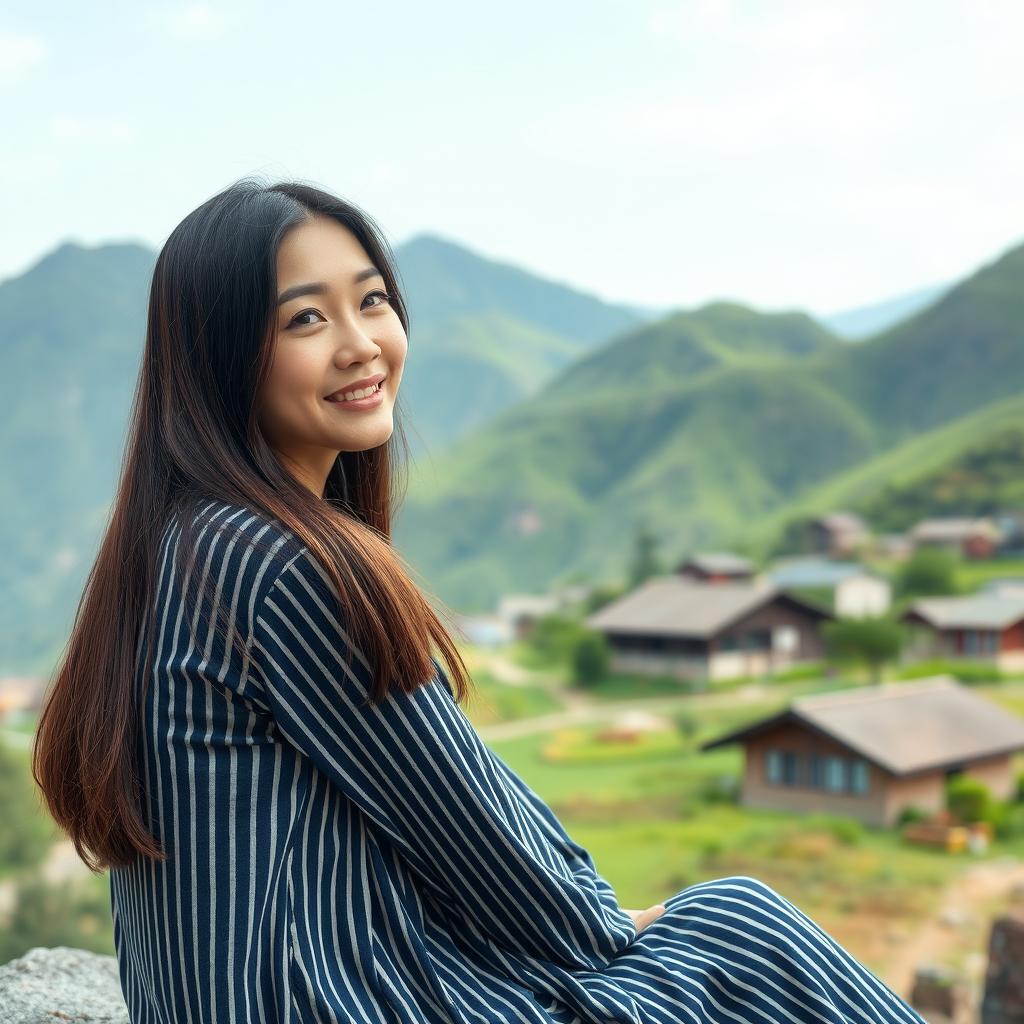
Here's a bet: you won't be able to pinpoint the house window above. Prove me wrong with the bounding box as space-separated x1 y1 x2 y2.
850 759 869 794
824 756 846 792
746 629 772 651
809 754 825 788
764 749 800 786
964 630 999 654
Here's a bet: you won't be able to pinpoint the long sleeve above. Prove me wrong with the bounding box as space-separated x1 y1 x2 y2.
483 743 623 903
247 548 637 973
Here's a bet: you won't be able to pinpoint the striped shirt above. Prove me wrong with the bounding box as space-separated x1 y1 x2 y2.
109 498 926 1024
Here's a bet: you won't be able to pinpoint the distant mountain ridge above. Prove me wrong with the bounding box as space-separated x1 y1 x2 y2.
820 281 952 340
394 238 1024 610
1 232 1020 670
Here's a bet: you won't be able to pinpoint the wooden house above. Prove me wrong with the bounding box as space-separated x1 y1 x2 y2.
900 593 1024 672
583 576 833 681
909 517 1002 559
699 676 1024 827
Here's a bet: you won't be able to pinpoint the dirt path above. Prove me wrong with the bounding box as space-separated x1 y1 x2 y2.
878 855 1024 1011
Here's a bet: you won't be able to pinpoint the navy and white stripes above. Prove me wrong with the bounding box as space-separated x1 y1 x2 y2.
109 498 926 1023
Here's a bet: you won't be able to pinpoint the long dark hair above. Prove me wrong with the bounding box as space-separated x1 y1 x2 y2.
31 177 474 872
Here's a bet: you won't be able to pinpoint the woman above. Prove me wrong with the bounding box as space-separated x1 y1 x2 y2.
32 178 926 1024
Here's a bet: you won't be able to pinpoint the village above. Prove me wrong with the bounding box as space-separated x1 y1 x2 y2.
448 507 1024 1023
3 509 1024 1022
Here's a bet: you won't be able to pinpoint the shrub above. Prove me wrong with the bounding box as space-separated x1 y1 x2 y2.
995 802 1024 839
526 613 587 663
821 616 903 683
570 630 609 687
945 775 995 825
897 805 930 826
698 774 740 805
895 547 958 599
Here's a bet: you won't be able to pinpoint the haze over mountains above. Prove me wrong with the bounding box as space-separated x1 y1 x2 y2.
1 233 1020 671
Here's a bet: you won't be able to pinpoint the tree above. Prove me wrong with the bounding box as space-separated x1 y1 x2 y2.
895 547 958 599
627 523 662 588
571 631 609 687
821 616 904 682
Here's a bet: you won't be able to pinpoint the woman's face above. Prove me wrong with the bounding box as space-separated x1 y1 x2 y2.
257 215 407 497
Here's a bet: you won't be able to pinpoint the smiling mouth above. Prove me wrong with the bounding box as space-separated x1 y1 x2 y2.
324 379 386 403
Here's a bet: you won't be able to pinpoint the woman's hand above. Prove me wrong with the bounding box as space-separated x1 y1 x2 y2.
622 904 666 932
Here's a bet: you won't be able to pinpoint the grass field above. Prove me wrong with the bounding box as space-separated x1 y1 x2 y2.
3 660 1024 987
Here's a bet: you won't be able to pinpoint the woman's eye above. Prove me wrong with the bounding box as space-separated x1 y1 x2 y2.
288 308 325 328
287 291 391 329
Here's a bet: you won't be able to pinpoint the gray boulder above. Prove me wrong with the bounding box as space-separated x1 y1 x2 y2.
0 946 128 1023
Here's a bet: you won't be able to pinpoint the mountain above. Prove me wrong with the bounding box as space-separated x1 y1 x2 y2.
394 235 645 455
0 241 156 673
0 235 644 674
394 240 1024 611
3 231 1021 669
820 281 952 340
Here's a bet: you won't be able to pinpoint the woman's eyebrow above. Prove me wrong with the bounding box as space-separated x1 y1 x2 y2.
277 267 383 306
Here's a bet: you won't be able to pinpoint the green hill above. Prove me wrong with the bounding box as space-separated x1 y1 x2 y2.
0 235 643 674
396 235 645 454
396 240 1024 610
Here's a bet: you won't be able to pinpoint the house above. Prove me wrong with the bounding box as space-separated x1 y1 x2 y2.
676 552 756 583
699 676 1024 827
583 576 834 681
909 516 1002 559
766 556 892 617
900 593 1024 672
806 512 869 557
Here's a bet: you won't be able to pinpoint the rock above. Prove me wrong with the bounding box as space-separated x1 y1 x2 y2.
981 910 1024 1024
0 946 128 1023
910 962 971 1023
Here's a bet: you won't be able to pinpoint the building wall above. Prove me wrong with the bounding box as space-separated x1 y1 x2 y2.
960 753 1017 801
835 576 891 617
741 724 891 826
879 771 946 826
716 598 827 663
741 725 1019 826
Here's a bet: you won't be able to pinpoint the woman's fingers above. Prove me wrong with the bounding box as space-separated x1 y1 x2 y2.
622 904 666 932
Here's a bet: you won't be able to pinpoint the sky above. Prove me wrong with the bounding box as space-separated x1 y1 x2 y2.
1 0 1022 316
